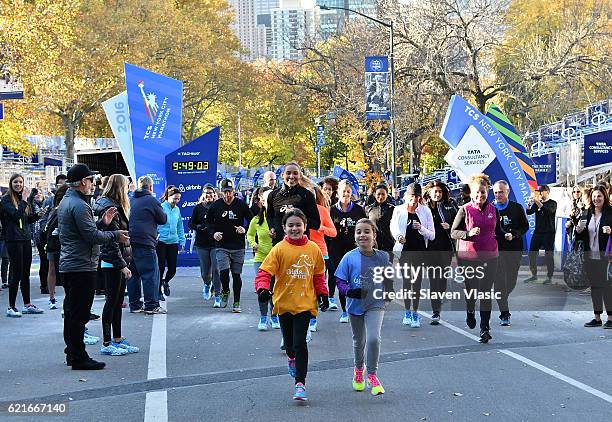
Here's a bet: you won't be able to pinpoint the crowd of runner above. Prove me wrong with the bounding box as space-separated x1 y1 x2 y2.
1 163 611 401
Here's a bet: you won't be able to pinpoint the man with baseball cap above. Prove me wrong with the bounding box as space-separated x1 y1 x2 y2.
205 179 253 312
526 185 557 284
59 164 130 370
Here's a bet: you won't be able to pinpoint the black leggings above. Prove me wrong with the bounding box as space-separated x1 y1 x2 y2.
156 241 178 290
279 311 312 384
427 251 452 314
6 241 32 308
220 269 242 303
585 258 612 316
327 257 347 311
401 252 425 311
495 251 522 317
101 268 127 343
36 244 48 291
461 258 497 330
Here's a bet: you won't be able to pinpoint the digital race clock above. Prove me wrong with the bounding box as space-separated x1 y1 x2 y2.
171 161 209 171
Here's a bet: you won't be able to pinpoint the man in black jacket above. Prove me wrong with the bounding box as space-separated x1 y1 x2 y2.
525 185 557 284
58 164 129 370
127 176 167 315
493 180 529 326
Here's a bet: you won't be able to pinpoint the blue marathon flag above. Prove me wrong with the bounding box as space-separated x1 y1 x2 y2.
234 169 245 188
252 168 263 186
125 63 183 196
275 166 284 187
332 166 360 196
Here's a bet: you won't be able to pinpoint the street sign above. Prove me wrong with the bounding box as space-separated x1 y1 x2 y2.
314 146 320 153
0 103 3 120
316 125 325 146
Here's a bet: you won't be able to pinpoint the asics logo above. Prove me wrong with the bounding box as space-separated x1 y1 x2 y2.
279 205 294 213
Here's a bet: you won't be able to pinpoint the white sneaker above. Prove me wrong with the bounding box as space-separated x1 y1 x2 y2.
270 315 281 329
411 313 421 328
6 307 22 318
339 312 349 323
328 298 338 311
306 329 312 343
308 318 317 332
258 316 269 331
49 299 58 310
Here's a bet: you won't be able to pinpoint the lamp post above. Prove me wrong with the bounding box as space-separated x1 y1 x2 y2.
319 4 397 186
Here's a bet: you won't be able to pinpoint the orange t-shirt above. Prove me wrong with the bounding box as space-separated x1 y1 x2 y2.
259 239 326 317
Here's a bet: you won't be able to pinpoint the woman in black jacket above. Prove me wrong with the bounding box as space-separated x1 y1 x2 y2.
93 174 138 355
425 181 458 324
1 174 45 317
574 185 612 329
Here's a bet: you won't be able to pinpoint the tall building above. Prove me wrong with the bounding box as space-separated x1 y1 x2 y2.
316 0 378 40
270 0 319 61
229 0 261 61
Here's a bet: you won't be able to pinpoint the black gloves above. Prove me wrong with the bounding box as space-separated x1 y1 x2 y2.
346 288 365 299
318 294 329 312
257 288 271 303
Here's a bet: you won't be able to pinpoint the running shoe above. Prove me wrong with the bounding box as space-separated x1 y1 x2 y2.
113 339 139 353
604 321 612 329
523 275 537 283
367 374 385 395
543 277 553 285
144 307 167 315
411 313 421 328
22 304 44 314
49 299 58 310
339 312 349 323
232 302 241 313
402 311 413 326
203 284 211 300
328 297 338 311
163 282 170 296
466 311 476 329
287 357 296 377
293 383 307 401
280 337 285 350
159 293 166 302
352 367 365 391
308 318 317 332
258 316 269 331
479 329 492 344
500 316 511 327
89 313 101 321
100 344 128 356
306 329 312 343
130 307 144 313
430 312 440 325
213 296 221 308
584 319 602 327
220 292 229 308
6 307 22 318
270 315 280 329
84 334 100 345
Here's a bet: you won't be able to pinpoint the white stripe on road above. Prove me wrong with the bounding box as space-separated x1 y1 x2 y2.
417 310 612 404
144 301 168 422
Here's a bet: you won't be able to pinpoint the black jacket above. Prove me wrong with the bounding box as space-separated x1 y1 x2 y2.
93 197 132 269
189 201 215 248
365 200 395 251
574 207 612 254
128 189 167 249
205 197 252 250
496 201 529 251
329 202 366 262
428 200 459 252
527 199 557 234
267 184 320 243
0 193 39 242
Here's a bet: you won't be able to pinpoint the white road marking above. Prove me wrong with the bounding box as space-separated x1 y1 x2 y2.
144 301 168 422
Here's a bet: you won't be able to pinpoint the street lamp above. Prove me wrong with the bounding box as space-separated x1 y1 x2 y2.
318 4 398 186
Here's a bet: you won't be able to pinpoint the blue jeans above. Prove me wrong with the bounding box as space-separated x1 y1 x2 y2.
127 246 160 311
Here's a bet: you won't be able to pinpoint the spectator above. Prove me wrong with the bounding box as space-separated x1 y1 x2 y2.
44 184 69 310
456 184 471 206
29 187 50 295
58 164 129 370
319 176 339 206
391 186 403 206
525 185 557 284
127 176 168 315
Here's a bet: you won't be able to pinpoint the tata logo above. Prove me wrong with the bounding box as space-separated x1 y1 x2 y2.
279 205 294 213
370 60 383 71
178 184 202 193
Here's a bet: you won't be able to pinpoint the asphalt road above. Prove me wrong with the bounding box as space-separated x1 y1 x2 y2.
1 256 611 422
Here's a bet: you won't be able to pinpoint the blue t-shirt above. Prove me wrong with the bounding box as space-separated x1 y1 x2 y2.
335 248 390 316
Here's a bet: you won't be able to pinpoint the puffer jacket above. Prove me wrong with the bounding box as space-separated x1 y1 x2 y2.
0 194 39 242
93 196 132 269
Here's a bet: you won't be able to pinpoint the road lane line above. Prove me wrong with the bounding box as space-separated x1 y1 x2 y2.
144 301 168 422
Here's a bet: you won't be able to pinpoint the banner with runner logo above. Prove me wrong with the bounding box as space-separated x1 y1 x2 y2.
365 56 391 120
332 165 360 196
125 63 183 195
102 91 136 181
165 126 220 266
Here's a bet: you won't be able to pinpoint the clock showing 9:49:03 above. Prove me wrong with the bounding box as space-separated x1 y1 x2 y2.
171 161 209 172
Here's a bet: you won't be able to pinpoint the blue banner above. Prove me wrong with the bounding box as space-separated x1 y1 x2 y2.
532 153 557 185
332 165 359 196
234 170 245 188
252 168 263 186
583 129 612 169
165 127 220 266
365 56 391 120
275 166 284 187
125 63 183 196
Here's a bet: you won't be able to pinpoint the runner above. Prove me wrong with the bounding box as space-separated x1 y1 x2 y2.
424 181 457 325
1 173 46 317
329 180 366 323
390 182 434 328
156 186 185 301
247 188 277 330
93 174 139 356
365 183 395 262
254 209 329 401
206 179 253 312
188 184 221 305
451 174 504 343
335 218 391 395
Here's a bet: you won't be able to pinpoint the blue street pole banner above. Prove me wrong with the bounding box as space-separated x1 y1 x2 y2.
0 103 4 120
332 166 360 196
583 129 612 169
316 125 325 146
165 127 220 266
125 63 183 196
365 56 391 120
532 153 558 185
440 94 534 245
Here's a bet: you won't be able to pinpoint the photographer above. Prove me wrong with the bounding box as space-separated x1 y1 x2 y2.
525 185 557 284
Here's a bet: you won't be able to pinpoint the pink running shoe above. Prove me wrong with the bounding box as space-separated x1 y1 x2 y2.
367 373 385 395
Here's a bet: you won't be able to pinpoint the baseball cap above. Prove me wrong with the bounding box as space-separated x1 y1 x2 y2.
405 182 422 197
220 179 234 192
66 164 98 183
536 185 550 192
